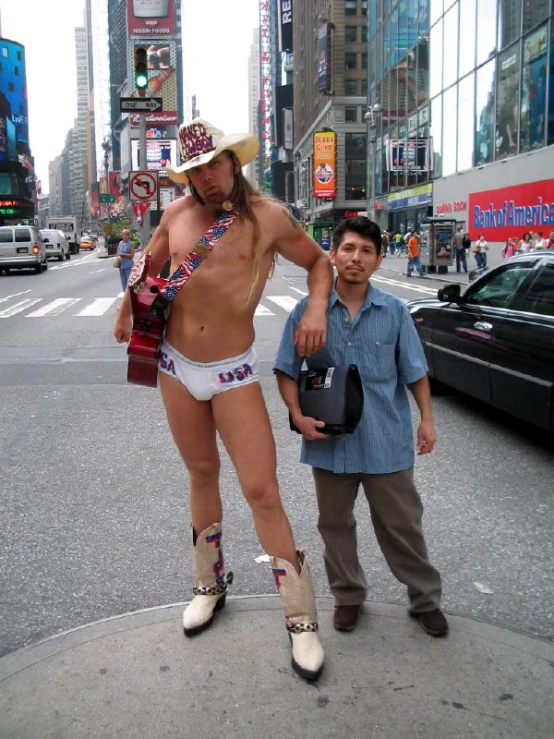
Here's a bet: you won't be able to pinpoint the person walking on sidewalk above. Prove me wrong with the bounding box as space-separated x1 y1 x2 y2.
116 229 135 291
452 226 468 273
407 229 425 277
113 118 332 682
473 233 489 269
274 216 448 638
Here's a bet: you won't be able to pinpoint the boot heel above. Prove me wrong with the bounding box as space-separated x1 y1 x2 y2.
215 592 227 612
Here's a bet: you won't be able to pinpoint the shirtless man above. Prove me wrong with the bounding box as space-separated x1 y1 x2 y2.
113 119 332 681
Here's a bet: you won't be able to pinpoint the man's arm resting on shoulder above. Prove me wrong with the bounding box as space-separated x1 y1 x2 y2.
271 204 333 356
407 375 437 455
275 371 328 441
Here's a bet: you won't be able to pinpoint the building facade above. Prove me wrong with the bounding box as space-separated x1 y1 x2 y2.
246 27 261 187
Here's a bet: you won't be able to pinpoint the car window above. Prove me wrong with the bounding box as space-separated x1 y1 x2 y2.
14 228 31 243
518 264 554 317
465 262 535 308
0 228 13 243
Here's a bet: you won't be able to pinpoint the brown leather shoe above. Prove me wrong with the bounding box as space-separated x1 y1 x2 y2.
409 608 449 637
333 605 361 632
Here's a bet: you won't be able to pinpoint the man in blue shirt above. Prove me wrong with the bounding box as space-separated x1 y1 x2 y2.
274 216 447 637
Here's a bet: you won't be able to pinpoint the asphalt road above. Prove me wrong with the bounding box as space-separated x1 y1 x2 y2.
0 250 553 658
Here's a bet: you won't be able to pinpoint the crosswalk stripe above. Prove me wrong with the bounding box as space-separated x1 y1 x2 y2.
75 297 119 316
0 290 32 304
255 304 275 316
0 298 42 318
26 298 81 317
266 295 298 313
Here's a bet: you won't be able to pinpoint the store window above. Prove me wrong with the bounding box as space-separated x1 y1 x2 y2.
475 59 495 165
345 0 357 17
345 26 357 43
430 95 443 177
443 4 459 90
476 0 497 67
457 73 475 170
520 24 548 152
498 0 522 50
522 0 549 35
345 79 358 95
495 43 520 159
459 0 476 78
442 85 458 175
430 19 443 97
345 106 358 122
345 52 357 70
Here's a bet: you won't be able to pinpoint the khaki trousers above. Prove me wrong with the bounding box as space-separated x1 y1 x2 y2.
312 467 442 614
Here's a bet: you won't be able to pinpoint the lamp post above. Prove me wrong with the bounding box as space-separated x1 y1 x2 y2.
363 102 381 223
101 136 111 221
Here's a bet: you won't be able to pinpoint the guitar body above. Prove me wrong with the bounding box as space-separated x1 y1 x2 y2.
127 267 168 388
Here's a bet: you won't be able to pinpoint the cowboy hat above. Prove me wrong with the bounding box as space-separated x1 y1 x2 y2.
166 118 260 185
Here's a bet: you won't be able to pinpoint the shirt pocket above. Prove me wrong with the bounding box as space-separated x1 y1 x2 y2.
360 342 397 383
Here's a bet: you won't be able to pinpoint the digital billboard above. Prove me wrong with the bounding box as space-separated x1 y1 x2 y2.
317 24 332 94
0 39 30 161
128 41 178 122
131 138 177 175
127 0 177 38
313 131 336 200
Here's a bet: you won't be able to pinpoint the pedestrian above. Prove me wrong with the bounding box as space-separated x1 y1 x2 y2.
452 225 468 273
274 216 447 638
381 229 389 257
407 229 425 277
533 231 547 250
502 237 517 259
116 229 135 291
113 118 332 682
473 233 489 269
463 231 472 260
548 230 554 249
518 232 532 253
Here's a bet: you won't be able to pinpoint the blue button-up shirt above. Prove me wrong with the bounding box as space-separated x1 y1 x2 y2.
273 282 428 474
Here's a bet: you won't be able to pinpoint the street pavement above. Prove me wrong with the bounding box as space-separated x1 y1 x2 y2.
0 250 553 738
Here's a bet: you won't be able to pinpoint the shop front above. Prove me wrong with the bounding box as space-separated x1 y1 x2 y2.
386 183 433 235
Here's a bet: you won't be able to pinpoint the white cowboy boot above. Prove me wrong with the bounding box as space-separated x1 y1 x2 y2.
271 551 324 681
183 523 233 638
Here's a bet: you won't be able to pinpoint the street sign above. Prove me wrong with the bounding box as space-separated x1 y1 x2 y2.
120 97 163 113
132 202 150 225
129 171 158 203
100 193 115 203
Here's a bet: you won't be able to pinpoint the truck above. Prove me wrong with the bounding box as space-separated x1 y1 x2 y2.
45 216 80 254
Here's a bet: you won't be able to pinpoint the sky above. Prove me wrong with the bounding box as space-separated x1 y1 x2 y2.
0 0 259 188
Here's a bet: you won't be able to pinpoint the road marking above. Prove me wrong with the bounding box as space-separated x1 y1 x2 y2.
290 287 308 296
49 253 98 270
372 275 437 295
26 298 81 317
75 297 119 316
266 295 298 313
0 298 42 317
0 290 32 304
255 304 275 316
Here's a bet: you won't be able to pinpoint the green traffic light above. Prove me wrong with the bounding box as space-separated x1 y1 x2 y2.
136 71 148 88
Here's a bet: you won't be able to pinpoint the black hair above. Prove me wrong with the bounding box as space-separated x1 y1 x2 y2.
331 216 382 254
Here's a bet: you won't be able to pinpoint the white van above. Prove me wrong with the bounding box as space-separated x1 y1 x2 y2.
0 225 47 273
40 229 71 261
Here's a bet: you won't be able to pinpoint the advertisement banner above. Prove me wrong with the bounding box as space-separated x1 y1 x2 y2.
387 183 433 211
386 138 432 173
0 40 30 159
127 0 177 37
313 131 337 200
129 41 178 117
317 24 331 94
278 0 293 52
108 171 122 197
469 178 554 241
131 138 177 175
283 108 293 150
130 111 178 128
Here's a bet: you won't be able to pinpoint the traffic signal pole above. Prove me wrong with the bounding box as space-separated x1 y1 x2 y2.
139 112 150 250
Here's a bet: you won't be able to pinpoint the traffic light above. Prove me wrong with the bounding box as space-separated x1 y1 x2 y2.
134 47 148 97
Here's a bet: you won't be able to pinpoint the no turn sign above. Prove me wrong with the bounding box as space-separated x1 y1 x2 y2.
129 171 158 203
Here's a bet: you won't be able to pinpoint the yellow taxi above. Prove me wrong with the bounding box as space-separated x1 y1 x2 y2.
79 235 95 251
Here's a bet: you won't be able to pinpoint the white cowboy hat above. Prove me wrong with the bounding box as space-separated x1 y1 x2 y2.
166 118 260 185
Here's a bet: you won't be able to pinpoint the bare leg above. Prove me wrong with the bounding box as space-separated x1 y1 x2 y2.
212 382 299 570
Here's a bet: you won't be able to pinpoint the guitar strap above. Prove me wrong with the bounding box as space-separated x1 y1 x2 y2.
144 209 237 317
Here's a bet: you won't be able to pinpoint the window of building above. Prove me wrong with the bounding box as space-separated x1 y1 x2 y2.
443 4 459 90
518 265 554 316
345 160 367 200
459 0 476 77
345 79 358 95
8 82 14 92
345 0 357 16
345 106 358 122
361 0 368 16
345 26 357 43
496 43 520 159
430 19 443 97
475 59 495 165
457 73 475 170
476 0 497 66
14 66 19 76
361 26 368 43
362 53 367 69
520 24 548 152
523 0 549 35
442 84 458 175
345 52 358 70
416 37 430 107
497 0 522 50
431 95 443 177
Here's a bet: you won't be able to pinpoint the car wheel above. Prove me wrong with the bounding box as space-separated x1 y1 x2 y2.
65 251 70 260
58 253 64 261
35 263 42 273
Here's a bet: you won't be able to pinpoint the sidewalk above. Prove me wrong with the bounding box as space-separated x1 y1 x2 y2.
1 597 553 738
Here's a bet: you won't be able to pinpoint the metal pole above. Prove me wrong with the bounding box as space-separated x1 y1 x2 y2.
370 135 376 223
139 112 149 249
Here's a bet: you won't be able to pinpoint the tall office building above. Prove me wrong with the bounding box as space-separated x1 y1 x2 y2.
293 0 368 230
70 26 89 221
246 27 261 187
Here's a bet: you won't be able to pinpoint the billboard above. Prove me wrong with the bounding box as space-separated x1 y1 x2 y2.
317 23 332 94
386 138 432 173
131 138 177 175
0 39 30 160
313 131 337 200
278 0 293 52
127 0 177 37
129 41 178 122
468 178 554 241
